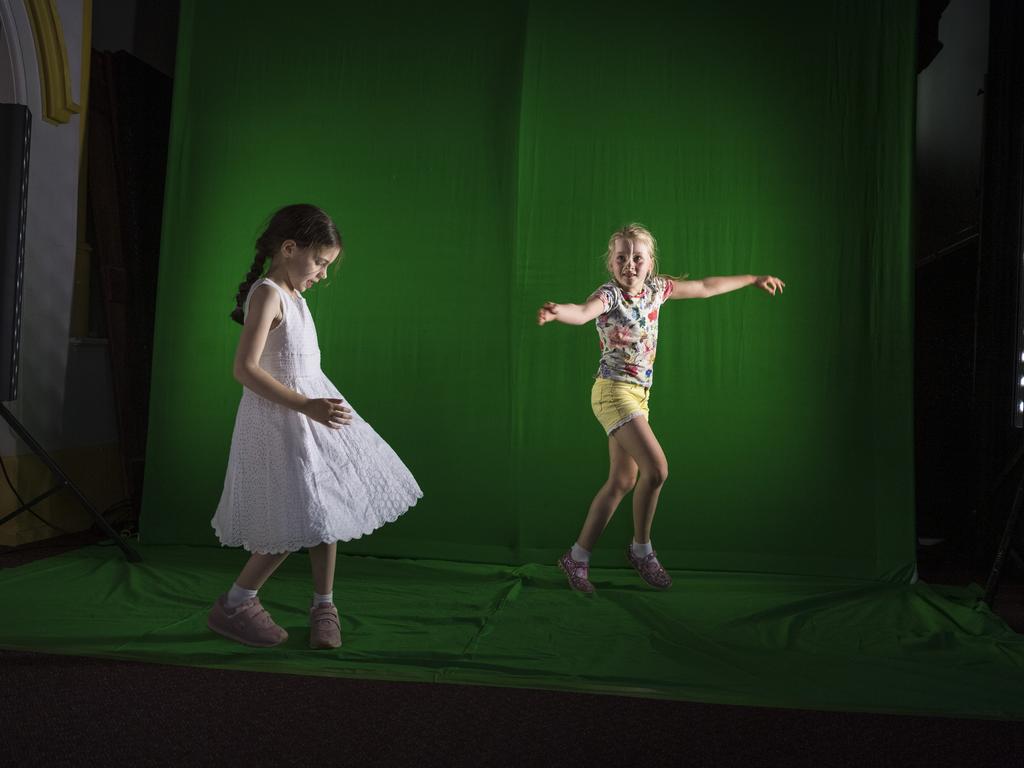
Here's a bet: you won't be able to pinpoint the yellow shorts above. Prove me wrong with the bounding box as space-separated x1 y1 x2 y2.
591 377 651 435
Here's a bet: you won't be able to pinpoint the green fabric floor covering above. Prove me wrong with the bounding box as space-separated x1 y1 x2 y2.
1 544 1021 720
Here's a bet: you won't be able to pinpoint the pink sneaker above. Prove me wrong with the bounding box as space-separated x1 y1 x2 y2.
207 593 289 647
309 602 342 649
558 550 595 594
626 545 673 590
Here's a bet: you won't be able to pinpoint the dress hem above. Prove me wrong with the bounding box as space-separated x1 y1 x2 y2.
210 493 422 555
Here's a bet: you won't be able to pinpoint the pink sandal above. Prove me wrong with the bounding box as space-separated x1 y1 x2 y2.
626 546 673 590
558 550 595 594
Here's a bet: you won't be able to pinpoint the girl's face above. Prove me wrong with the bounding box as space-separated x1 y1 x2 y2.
610 238 652 292
279 241 340 292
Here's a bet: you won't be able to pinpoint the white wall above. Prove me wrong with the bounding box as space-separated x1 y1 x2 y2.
0 0 105 454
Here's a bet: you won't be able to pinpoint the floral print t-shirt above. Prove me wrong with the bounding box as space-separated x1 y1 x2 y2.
591 275 674 388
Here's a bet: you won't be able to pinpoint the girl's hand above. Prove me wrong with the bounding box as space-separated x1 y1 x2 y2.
755 275 786 296
301 397 352 429
537 302 560 325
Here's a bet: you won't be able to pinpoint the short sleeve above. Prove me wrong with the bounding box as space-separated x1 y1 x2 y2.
590 282 620 313
652 275 674 305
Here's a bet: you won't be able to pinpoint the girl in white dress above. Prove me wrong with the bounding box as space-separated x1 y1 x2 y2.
207 204 422 649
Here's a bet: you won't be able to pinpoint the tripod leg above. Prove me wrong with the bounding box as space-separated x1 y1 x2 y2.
0 404 141 563
983 480 1024 606
63 477 142 563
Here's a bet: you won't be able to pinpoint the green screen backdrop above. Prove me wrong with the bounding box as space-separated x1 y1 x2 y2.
142 0 916 581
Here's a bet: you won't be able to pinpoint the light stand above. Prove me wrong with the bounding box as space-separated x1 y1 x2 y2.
0 403 141 562
0 104 139 563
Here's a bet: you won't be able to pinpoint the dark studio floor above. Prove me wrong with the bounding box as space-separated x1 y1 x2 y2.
1 532 1021 768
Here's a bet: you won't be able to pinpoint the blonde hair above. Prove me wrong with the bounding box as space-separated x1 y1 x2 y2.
603 223 687 283
604 223 659 279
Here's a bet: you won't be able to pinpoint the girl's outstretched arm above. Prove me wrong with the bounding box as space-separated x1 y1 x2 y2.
537 294 606 326
667 274 785 299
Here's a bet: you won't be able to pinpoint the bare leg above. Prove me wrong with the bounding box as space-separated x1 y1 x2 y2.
609 417 668 544
575 434 639 551
308 541 338 597
235 551 291 591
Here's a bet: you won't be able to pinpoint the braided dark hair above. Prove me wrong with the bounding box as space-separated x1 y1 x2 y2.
230 203 342 324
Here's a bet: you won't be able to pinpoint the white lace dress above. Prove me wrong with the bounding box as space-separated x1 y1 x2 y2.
211 278 423 554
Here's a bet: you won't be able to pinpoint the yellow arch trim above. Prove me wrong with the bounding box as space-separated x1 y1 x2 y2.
25 0 81 125
73 0 92 338
79 0 91 149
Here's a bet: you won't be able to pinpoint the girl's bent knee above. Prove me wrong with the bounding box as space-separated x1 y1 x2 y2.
608 475 638 496
643 465 668 486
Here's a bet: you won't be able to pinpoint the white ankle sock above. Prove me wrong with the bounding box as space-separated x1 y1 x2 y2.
570 543 590 563
312 591 333 607
631 540 654 558
226 583 258 609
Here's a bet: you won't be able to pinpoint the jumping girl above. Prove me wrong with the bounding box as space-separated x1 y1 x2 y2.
537 223 784 593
